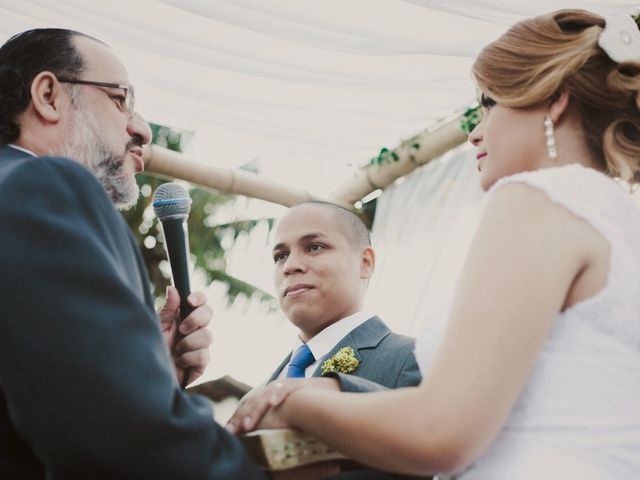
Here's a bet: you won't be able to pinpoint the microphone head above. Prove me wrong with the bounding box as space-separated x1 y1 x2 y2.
152 183 192 221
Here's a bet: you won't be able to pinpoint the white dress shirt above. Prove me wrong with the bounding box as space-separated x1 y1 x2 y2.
278 310 374 379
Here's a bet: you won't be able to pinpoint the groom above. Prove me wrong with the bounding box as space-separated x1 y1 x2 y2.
229 201 425 479
267 201 421 393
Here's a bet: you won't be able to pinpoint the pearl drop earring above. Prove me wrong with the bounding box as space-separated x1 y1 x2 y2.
544 115 557 160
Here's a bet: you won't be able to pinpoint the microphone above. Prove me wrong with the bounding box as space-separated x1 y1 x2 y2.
152 183 193 388
153 182 193 318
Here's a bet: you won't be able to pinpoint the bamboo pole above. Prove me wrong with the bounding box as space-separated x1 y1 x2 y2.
142 145 351 209
328 116 467 205
142 108 472 210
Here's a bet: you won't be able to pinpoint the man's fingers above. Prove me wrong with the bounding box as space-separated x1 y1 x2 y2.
226 394 254 434
174 348 210 371
235 380 306 433
174 328 213 355
238 391 273 432
228 380 326 434
268 381 288 407
226 385 278 434
179 304 213 335
158 286 180 315
186 291 207 308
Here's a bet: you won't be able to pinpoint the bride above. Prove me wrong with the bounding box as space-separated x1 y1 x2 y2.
228 9 640 478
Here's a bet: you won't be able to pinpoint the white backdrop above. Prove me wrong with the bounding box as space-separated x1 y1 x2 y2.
1 0 636 196
366 146 483 337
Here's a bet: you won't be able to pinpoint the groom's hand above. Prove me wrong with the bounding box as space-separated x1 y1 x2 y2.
226 377 340 434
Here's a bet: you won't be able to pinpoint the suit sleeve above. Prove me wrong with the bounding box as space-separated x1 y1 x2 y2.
0 158 266 479
328 373 389 393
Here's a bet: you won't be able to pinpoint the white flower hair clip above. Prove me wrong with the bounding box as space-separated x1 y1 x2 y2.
598 13 640 63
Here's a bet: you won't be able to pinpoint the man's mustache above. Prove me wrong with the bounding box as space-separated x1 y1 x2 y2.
126 134 144 151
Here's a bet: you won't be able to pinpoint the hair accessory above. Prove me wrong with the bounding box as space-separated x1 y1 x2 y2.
544 115 557 160
598 13 640 63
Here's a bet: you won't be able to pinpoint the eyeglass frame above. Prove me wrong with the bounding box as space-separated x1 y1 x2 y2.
57 78 135 117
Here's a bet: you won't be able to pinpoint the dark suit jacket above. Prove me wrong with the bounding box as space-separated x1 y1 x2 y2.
0 147 266 479
268 316 427 479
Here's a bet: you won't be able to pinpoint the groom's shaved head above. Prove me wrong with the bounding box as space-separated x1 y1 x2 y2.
290 201 370 250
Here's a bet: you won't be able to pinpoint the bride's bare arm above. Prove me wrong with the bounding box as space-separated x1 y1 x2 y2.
266 183 608 475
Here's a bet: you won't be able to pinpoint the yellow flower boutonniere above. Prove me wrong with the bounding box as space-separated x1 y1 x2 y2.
321 346 359 375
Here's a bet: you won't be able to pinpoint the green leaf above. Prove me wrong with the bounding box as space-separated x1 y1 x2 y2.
460 103 481 135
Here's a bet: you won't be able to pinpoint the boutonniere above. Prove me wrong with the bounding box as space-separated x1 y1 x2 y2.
321 346 359 375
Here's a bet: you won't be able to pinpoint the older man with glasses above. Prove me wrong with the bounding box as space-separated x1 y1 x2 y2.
0 28 269 479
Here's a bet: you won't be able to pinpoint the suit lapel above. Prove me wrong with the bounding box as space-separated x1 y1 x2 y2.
267 351 293 383
311 316 391 377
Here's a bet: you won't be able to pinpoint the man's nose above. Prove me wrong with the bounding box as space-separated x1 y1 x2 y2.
127 113 152 145
283 252 306 275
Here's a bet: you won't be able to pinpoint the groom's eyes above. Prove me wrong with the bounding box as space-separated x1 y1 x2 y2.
273 251 288 263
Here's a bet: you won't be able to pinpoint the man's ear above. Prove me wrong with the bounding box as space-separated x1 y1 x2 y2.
29 71 65 124
360 246 375 279
548 90 570 124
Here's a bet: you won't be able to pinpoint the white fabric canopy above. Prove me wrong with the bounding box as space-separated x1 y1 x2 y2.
366 147 483 337
1 0 636 195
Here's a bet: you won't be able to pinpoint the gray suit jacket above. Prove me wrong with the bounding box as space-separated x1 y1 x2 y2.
268 316 427 479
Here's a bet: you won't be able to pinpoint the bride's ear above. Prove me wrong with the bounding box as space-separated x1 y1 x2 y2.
548 90 570 123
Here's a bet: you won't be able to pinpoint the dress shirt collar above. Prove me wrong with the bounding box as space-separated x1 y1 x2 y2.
292 310 373 366
8 144 38 157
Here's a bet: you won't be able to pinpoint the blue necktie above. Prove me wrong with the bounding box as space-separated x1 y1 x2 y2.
286 344 315 378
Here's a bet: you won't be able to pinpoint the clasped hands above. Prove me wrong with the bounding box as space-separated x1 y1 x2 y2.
227 378 343 480
226 377 339 435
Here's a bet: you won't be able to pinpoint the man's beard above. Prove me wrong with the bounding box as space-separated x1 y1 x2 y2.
61 104 140 210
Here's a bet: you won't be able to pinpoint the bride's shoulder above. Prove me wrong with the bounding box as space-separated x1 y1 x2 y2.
488 164 612 194
486 164 627 219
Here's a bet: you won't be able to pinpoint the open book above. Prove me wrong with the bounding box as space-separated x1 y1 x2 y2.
240 428 349 471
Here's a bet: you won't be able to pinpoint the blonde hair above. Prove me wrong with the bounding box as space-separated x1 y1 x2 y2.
473 9 640 184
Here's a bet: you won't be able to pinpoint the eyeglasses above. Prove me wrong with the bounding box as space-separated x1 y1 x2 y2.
58 78 135 117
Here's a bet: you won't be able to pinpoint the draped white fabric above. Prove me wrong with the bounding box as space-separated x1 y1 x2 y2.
366 147 483 336
1 0 636 194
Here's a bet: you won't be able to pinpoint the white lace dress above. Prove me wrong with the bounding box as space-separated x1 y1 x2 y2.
414 165 640 479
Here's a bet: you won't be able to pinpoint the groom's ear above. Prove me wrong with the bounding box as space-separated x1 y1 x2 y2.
360 246 375 279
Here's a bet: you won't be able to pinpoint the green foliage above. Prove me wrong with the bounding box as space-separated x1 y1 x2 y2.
369 146 400 166
367 138 421 167
121 123 276 309
460 103 481 135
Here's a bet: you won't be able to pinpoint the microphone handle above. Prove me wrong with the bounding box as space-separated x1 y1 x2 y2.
161 218 193 389
162 218 192 316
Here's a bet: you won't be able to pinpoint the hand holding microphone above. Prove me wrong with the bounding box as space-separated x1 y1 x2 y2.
153 183 211 389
